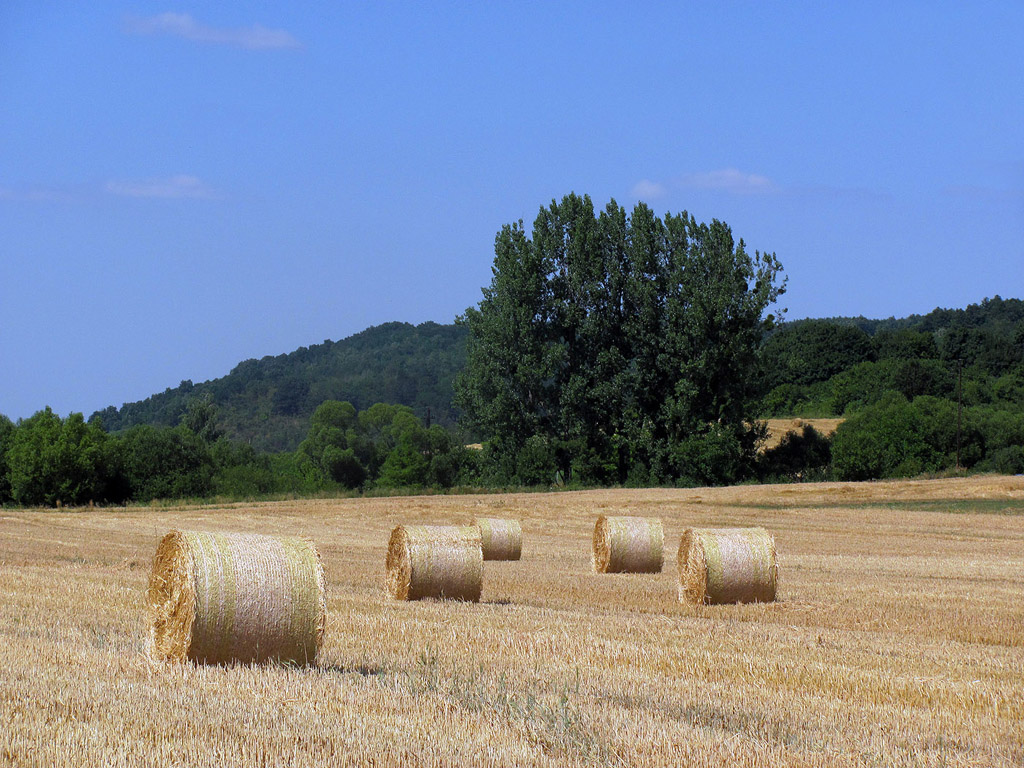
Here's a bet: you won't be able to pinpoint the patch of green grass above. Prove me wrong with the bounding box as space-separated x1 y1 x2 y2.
729 498 1024 515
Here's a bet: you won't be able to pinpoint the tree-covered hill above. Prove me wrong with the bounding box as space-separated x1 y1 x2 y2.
87 295 1021 471
91 322 468 452
761 295 1024 403
758 296 1024 480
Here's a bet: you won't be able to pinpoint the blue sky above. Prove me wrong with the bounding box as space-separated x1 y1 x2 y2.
2 2 1022 422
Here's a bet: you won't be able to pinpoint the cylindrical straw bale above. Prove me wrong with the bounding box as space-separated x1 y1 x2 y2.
677 527 777 605
475 517 522 561
592 515 664 573
386 525 483 601
147 530 326 665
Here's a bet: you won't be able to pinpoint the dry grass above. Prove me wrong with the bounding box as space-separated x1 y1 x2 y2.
1 475 1023 766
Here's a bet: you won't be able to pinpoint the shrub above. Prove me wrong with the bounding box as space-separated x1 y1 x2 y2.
759 424 832 481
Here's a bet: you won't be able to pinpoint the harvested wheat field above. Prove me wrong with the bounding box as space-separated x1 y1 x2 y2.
1 475 1023 767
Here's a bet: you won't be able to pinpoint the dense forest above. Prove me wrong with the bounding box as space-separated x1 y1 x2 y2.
1 193 1022 506
758 295 1024 481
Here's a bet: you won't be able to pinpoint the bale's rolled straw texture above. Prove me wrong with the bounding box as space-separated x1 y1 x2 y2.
677 527 778 605
592 515 664 573
147 530 326 665
386 525 483 601
475 517 522 561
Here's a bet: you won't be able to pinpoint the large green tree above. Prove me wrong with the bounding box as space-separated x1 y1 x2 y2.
0 414 16 503
6 408 110 506
115 424 214 501
455 193 786 485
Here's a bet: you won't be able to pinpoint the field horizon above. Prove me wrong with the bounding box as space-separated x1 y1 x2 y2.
2 475 1022 766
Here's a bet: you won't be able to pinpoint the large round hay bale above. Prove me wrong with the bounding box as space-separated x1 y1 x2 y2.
147 530 326 665
677 527 777 605
475 517 522 561
592 515 664 573
386 525 483 601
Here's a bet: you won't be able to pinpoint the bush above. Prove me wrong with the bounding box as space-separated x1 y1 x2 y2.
6 409 111 506
115 425 214 501
832 394 933 480
516 436 556 486
759 424 832 481
979 446 1024 475
668 425 747 487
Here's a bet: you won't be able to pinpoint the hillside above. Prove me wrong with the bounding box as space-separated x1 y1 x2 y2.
88 296 1022 457
91 321 468 452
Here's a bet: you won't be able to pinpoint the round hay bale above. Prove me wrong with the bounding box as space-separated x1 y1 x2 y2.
475 517 522 561
592 515 664 573
147 530 326 665
386 525 483 601
677 527 778 605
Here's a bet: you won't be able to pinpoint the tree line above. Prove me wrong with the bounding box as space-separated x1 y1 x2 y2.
758 306 1024 481
2 194 1023 506
0 399 480 507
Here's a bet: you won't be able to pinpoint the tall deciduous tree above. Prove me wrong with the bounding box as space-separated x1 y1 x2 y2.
6 408 110 506
455 193 785 486
0 414 16 503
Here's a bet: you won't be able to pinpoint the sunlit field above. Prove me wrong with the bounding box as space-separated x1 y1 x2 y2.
2 475 1023 767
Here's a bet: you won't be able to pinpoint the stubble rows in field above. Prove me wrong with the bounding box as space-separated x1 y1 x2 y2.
1 476 1022 766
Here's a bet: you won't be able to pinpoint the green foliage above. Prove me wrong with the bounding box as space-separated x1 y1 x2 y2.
515 436 557 486
297 401 365 488
830 394 993 481
759 424 833 481
0 414 14 503
667 424 749 488
829 359 955 414
456 193 785 487
5 408 110 506
979 445 1024 475
295 400 475 490
761 320 874 389
873 329 938 360
115 425 214 501
376 439 430 488
832 394 932 481
180 393 223 443
92 321 468 452
209 440 277 497
760 382 834 417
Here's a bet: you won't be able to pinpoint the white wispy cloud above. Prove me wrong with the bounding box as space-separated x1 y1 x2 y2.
632 169 779 201
679 168 778 195
0 185 69 202
105 175 220 199
125 13 302 50
631 179 667 199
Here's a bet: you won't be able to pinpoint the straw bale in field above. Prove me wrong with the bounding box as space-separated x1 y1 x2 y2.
475 517 522 561
147 530 326 665
592 515 664 573
386 525 483 601
677 527 777 605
